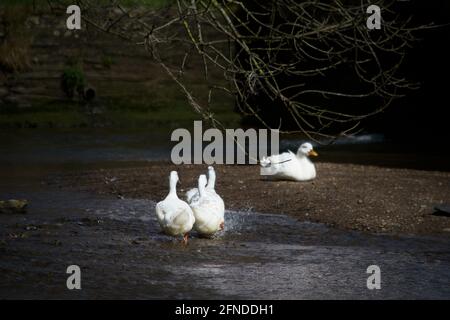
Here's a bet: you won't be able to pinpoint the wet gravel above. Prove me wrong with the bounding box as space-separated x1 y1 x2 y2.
62 162 450 235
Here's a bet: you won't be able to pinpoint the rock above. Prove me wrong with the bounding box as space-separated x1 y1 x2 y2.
113 8 124 15
433 204 450 217
0 200 28 214
435 204 450 213
27 16 40 26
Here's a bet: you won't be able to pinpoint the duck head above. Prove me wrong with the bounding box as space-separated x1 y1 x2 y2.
297 142 318 158
170 171 179 183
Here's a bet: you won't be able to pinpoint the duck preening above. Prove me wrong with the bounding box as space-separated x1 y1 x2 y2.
155 171 195 244
260 142 318 181
188 169 225 237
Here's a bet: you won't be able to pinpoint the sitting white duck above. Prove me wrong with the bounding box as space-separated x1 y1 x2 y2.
155 171 195 244
260 142 318 181
189 174 225 237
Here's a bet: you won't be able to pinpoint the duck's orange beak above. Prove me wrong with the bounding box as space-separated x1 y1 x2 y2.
308 150 318 157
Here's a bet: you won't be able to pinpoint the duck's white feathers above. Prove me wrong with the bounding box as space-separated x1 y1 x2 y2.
191 192 224 236
186 187 199 203
155 172 195 237
156 195 195 236
189 171 225 236
261 149 316 181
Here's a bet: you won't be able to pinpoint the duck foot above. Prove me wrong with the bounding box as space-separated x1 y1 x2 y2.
182 233 189 245
219 222 224 231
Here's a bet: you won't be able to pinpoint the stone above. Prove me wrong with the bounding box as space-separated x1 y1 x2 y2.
113 8 123 15
432 204 450 218
28 16 40 26
91 106 103 115
0 200 28 214
434 204 450 214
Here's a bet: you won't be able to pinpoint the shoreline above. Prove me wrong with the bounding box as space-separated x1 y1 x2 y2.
59 161 450 236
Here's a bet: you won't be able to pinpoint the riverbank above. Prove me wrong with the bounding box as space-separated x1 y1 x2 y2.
3 164 450 299
59 161 450 236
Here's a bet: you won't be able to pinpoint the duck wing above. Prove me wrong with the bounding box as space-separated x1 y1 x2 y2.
186 187 199 204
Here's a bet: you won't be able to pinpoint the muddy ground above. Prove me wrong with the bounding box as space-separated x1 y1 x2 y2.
58 161 450 236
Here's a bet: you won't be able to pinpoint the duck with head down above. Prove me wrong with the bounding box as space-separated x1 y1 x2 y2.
260 142 318 181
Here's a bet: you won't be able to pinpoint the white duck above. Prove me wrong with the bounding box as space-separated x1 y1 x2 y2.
155 171 195 244
260 142 318 181
190 174 225 237
200 166 225 218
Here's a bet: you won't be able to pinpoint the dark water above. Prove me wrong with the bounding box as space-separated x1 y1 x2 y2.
2 129 449 171
0 130 449 299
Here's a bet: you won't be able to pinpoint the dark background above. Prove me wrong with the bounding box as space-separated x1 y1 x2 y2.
237 0 450 150
367 0 450 146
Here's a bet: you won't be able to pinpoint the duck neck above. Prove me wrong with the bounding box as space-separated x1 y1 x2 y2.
206 172 216 191
199 181 206 197
296 151 306 160
296 152 312 164
169 177 178 197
